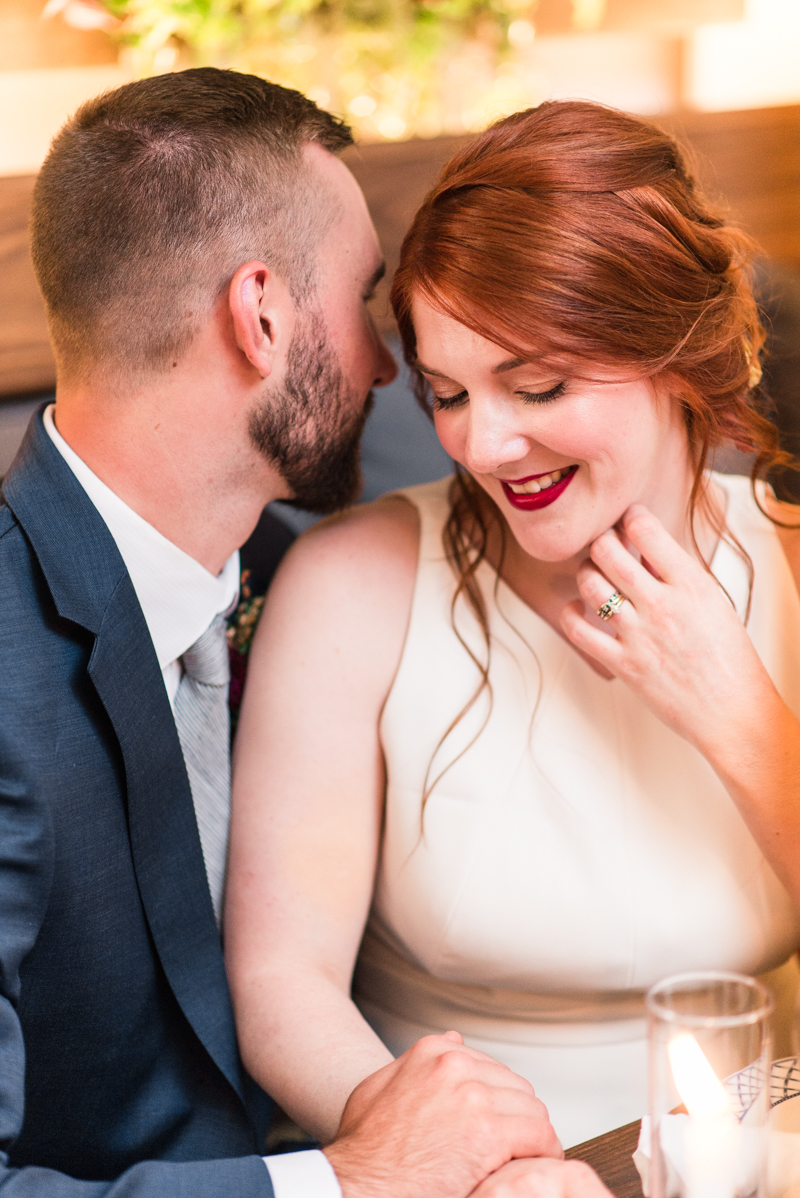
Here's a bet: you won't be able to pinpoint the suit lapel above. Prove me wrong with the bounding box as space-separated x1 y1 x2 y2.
3 409 247 1105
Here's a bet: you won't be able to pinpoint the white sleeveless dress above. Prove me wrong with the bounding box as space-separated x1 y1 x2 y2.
353 473 800 1149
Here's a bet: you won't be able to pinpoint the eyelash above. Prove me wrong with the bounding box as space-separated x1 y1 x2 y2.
432 381 567 410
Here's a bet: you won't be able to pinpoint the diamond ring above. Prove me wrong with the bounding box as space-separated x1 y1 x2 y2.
597 591 626 621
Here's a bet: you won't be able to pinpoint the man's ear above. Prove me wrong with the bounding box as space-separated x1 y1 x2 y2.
228 260 294 379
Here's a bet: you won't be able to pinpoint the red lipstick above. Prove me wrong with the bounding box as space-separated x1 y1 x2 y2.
500 466 578 511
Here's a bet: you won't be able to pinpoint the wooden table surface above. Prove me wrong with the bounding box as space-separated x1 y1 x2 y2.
565 1120 644 1198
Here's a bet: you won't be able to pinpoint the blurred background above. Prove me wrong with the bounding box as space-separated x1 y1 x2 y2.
1 0 799 514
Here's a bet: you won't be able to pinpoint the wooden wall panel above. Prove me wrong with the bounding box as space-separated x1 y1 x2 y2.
342 135 470 337
2 102 799 398
0 174 55 396
659 105 800 266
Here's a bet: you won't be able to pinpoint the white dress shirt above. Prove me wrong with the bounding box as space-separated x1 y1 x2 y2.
43 405 342 1198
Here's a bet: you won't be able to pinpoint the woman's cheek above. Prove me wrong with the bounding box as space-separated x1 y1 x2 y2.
432 410 465 462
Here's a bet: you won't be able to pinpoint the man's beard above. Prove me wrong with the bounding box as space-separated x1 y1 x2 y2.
248 307 373 515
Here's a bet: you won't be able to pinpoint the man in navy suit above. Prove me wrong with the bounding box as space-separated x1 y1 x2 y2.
0 68 609 1198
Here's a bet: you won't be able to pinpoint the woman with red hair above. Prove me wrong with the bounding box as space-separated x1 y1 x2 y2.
226 101 800 1150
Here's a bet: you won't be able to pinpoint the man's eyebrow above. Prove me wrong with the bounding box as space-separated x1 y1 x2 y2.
365 261 386 293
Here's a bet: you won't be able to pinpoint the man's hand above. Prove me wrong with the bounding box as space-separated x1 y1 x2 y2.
323 1031 562 1198
469 1159 614 1197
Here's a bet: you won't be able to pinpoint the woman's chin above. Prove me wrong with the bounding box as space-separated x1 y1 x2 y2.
499 503 591 563
501 493 624 565
507 526 590 564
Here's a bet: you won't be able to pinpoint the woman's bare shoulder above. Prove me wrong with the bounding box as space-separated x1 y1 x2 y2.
303 493 420 557
255 496 421 671
271 495 419 598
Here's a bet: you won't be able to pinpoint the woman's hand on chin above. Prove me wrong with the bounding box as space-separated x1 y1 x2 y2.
560 501 800 910
558 503 782 758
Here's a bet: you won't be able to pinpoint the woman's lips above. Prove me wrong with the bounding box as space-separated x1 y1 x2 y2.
500 465 578 511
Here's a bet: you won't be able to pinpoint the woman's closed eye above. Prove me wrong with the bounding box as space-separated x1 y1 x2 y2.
519 381 566 405
432 389 468 410
432 381 567 411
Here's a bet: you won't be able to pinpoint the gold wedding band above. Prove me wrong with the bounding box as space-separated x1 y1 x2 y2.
597 591 626 621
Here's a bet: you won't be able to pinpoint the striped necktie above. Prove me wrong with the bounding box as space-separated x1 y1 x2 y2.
174 614 230 924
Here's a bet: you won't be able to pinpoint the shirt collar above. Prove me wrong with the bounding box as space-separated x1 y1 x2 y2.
43 404 240 669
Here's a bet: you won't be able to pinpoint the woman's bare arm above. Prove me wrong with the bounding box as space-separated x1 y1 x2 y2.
225 496 419 1143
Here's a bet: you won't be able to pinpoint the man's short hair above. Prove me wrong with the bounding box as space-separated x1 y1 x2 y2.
31 68 353 382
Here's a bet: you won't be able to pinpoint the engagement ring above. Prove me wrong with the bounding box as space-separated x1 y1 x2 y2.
597 591 626 621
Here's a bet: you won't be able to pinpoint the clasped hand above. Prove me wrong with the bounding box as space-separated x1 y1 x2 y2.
323 1030 612 1198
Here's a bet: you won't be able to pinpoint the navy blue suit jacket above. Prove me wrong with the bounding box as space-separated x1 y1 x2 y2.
0 410 274 1196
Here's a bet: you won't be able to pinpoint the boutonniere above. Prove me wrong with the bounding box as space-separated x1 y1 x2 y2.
227 569 266 734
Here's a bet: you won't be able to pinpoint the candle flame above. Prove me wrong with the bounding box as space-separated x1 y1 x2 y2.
668 1032 735 1118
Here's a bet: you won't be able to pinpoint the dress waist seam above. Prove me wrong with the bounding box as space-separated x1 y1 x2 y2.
353 927 649 1046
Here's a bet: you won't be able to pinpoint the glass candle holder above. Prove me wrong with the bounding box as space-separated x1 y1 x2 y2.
647 971 774 1198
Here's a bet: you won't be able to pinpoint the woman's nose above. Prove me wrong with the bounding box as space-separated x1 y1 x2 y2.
462 398 530 476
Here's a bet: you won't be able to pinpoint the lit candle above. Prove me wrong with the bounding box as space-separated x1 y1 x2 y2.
668 1031 741 1198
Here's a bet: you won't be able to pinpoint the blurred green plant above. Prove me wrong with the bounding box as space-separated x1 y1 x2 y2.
74 0 561 138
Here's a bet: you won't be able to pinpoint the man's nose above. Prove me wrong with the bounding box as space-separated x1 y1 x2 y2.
462 398 529 476
373 333 399 388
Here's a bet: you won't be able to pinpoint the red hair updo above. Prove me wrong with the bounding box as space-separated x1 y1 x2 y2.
391 100 774 471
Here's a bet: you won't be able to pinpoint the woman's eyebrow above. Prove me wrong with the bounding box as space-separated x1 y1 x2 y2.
493 357 527 373
414 361 447 377
416 356 529 376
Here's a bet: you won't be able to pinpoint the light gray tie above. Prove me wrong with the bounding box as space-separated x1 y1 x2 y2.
174 614 230 924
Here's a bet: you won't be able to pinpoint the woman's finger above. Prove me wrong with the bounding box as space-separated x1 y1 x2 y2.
560 599 624 674
575 560 636 625
588 526 661 608
617 504 700 587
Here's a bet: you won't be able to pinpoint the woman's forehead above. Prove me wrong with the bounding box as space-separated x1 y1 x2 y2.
410 299 638 382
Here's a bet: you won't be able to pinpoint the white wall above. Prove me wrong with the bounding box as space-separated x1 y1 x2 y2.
688 0 800 110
